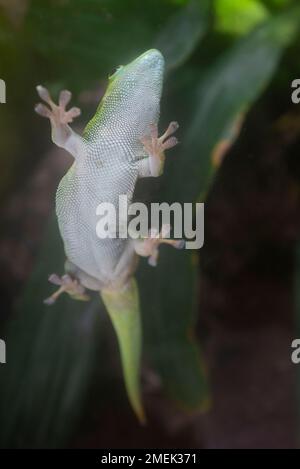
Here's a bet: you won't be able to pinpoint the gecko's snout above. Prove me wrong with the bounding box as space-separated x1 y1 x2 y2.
138 49 164 70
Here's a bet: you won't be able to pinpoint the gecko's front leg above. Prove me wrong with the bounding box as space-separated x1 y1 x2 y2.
35 85 85 159
138 121 179 177
136 122 182 264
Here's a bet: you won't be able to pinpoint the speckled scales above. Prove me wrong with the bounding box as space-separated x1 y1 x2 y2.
56 50 164 290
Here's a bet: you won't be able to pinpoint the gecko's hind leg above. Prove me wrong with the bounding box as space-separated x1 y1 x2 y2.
139 121 179 177
65 259 104 292
44 273 90 305
35 85 85 158
134 224 184 267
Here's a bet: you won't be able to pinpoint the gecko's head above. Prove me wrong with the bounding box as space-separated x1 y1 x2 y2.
104 49 164 132
109 49 164 91
84 49 165 140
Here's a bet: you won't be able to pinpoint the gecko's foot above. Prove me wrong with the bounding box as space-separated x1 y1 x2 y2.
44 273 90 305
140 121 179 176
35 85 81 125
134 224 185 267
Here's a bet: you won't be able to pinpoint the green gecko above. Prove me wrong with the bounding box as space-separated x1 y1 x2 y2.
35 49 181 422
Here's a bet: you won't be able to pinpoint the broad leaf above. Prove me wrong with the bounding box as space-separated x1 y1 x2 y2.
140 7 300 409
0 216 103 448
155 0 210 72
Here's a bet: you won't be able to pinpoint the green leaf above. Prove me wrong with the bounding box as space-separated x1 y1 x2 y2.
139 246 210 410
165 7 300 203
155 0 210 72
22 0 178 92
140 7 300 410
136 1 211 411
215 0 269 35
0 215 103 448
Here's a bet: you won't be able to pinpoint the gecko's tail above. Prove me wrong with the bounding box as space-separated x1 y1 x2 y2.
100 277 145 424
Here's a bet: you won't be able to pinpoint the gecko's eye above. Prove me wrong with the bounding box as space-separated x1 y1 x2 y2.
109 65 124 80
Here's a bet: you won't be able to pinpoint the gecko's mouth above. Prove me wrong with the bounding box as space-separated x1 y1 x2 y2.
127 49 165 91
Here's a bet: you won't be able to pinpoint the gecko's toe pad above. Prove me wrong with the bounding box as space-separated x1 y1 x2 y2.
35 85 81 125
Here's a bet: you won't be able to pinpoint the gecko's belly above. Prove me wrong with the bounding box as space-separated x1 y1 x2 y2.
64 227 127 284
55 164 136 285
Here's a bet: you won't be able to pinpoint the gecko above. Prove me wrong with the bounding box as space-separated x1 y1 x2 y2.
35 49 181 422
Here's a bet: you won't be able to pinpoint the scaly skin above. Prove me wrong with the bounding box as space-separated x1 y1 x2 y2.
35 49 180 421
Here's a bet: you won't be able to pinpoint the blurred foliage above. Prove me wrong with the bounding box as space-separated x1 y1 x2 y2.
165 6 300 203
215 0 269 35
0 0 300 447
0 215 104 447
155 0 210 72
